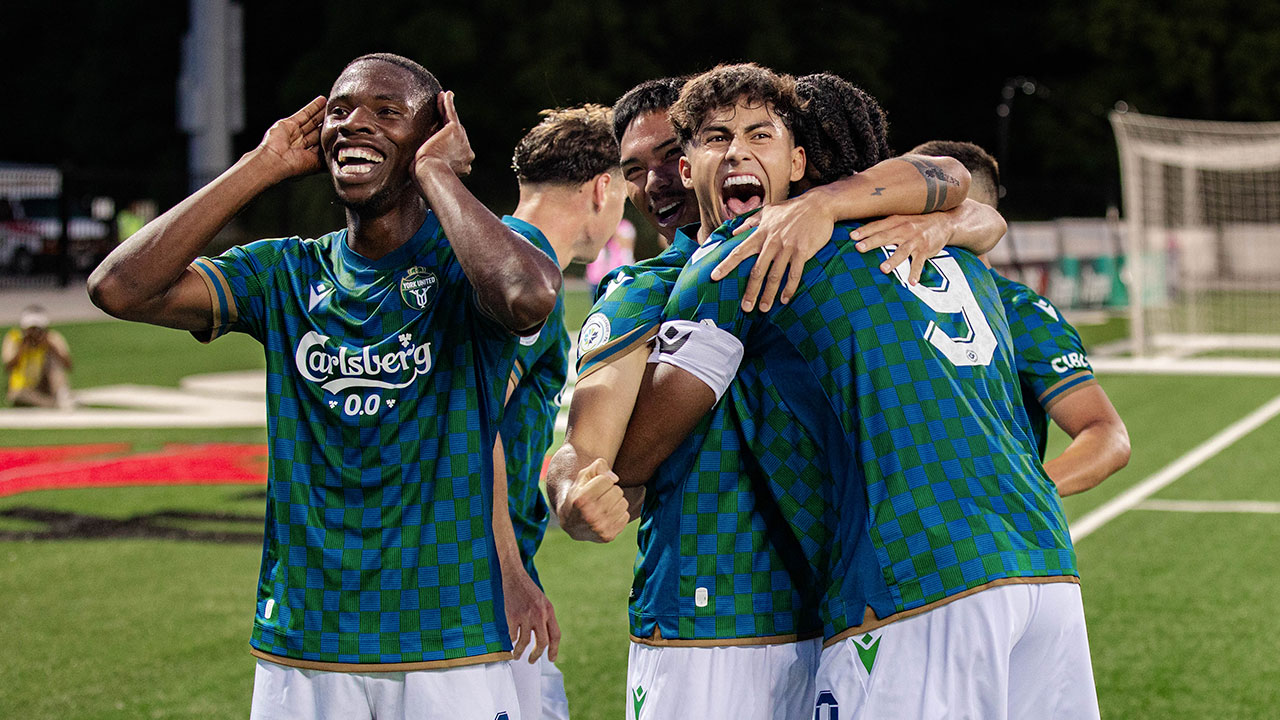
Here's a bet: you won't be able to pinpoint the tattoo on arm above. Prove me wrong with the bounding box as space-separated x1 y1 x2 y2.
871 187 885 196
906 158 961 213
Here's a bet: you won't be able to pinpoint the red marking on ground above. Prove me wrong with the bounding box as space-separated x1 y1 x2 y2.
0 443 132 472
0 443 267 498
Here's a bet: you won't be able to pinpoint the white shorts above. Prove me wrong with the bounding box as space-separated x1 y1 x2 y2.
626 639 820 720
510 638 570 720
249 658 521 720
814 582 1099 720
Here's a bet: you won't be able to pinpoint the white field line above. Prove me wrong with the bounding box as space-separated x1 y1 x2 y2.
1070 391 1280 543
1089 357 1280 376
1135 499 1280 514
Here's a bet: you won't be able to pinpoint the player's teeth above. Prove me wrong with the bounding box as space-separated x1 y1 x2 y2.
658 202 680 214
337 148 385 164
723 175 762 189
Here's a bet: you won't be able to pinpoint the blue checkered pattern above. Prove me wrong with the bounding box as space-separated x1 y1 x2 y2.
992 270 1097 458
631 354 822 641
663 217 1076 640
194 213 515 665
498 216 568 587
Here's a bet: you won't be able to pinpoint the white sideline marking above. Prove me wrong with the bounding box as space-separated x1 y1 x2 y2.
1136 499 1280 514
1090 357 1280 376
1070 391 1280 542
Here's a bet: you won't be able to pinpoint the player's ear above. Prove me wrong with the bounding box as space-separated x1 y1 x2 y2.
592 172 610 211
680 156 694 189
420 91 444 136
790 145 806 183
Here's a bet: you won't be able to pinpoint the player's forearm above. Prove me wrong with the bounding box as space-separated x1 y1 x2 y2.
1044 421 1131 496
414 159 561 333
490 439 525 569
614 363 716 488
545 444 593 538
805 155 970 222
937 199 1007 255
88 151 278 323
548 351 646 499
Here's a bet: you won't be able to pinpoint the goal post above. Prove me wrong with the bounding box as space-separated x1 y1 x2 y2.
1110 110 1280 357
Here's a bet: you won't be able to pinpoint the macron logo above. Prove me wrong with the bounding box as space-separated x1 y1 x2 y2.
690 238 725 266
308 282 335 312
602 273 631 300
1033 298 1059 321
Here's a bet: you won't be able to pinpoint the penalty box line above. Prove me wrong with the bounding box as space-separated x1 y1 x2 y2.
1070 391 1280 543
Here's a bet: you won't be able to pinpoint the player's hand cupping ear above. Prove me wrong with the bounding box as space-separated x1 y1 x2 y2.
414 90 475 178
255 96 327 182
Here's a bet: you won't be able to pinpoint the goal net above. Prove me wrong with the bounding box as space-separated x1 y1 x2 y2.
1111 110 1280 358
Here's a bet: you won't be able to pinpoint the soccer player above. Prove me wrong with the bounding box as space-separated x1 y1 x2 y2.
88 53 562 719
549 75 1005 545
909 140 1130 495
547 69 1005 719
496 103 627 720
612 63 1097 719
613 77 701 249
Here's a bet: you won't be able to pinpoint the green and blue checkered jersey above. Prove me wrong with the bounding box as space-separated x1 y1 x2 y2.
498 216 569 588
609 224 820 645
189 213 517 670
662 217 1077 644
992 270 1096 459
574 225 699 380
628 351 824 644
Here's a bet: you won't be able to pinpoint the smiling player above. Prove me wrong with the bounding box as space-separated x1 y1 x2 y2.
89 53 562 720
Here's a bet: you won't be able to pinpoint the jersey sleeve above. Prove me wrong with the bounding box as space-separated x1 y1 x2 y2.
189 239 281 343
652 233 763 396
663 233 758 339
575 267 672 380
1004 285 1096 412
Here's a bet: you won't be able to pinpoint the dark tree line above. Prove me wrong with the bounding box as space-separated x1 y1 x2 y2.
5 0 1279 247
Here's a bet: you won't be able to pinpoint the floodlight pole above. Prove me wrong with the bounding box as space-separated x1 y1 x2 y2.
179 0 245 193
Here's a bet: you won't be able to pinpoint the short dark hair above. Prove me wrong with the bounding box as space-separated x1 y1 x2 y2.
342 53 442 110
794 73 891 185
611 77 688 143
669 63 802 148
512 104 620 185
910 140 1000 207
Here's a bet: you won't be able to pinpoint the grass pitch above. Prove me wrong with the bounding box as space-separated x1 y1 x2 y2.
3 307 1280 718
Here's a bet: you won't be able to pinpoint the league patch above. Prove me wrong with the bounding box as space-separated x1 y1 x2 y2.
400 266 438 311
578 312 611 355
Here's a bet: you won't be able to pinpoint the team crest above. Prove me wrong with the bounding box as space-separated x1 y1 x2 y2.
578 312 611 356
400 267 438 311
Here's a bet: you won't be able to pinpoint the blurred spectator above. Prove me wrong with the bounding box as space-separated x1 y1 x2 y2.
116 199 157 244
3 305 73 409
584 218 636 298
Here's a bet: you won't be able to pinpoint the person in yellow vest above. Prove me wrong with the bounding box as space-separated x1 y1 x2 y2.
3 306 73 409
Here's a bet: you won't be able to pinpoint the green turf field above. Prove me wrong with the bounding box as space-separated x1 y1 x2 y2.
3 305 1279 719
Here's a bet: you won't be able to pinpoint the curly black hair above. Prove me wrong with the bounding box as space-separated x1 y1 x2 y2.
910 140 1000 207
611 77 688 143
669 63 802 148
793 73 891 185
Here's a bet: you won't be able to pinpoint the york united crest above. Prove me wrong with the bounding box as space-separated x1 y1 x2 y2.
400 267 438 311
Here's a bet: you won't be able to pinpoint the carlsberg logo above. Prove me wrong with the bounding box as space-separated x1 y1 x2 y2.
294 330 432 392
